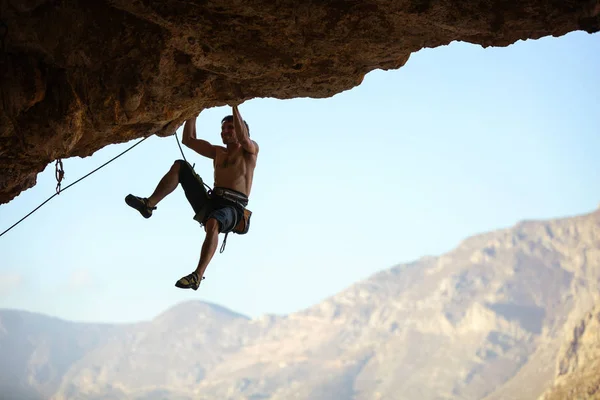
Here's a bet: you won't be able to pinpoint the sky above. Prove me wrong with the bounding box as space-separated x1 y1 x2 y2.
0 31 599 324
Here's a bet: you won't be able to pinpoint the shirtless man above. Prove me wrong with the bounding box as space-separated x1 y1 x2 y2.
125 105 259 290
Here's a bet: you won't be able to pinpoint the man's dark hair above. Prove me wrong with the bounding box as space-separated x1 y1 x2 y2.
221 115 250 136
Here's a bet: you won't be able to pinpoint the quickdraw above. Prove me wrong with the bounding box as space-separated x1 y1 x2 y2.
55 159 65 194
1 135 151 239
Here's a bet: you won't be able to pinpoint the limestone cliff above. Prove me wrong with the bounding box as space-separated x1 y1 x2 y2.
1 0 599 203
539 304 600 400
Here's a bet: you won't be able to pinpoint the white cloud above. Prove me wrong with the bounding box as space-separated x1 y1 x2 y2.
0 272 23 297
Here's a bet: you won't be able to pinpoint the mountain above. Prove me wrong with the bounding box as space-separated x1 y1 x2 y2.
0 309 122 400
539 303 600 400
1 208 599 400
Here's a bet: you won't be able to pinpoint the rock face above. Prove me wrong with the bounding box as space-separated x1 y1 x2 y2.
1 0 599 203
1 208 599 399
539 304 600 400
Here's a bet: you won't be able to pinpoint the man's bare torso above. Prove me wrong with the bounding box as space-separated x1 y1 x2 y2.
213 145 257 197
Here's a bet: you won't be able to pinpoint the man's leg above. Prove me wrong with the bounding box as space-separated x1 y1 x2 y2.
175 206 238 290
195 218 220 279
125 160 182 218
197 206 239 278
126 160 208 219
175 218 220 290
146 161 182 208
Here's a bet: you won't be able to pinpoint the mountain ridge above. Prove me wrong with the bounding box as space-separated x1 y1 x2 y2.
1 207 599 400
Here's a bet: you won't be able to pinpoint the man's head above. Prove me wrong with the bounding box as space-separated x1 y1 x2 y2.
220 115 250 144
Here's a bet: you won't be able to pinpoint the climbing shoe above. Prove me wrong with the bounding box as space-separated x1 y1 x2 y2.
175 272 205 291
125 194 156 219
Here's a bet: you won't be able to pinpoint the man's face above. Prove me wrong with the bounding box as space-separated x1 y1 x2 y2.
221 121 237 144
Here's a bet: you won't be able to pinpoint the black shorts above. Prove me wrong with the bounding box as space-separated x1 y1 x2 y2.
177 160 243 233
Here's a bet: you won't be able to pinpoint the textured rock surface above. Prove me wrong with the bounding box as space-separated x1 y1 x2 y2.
1 208 599 399
1 0 599 203
539 304 600 400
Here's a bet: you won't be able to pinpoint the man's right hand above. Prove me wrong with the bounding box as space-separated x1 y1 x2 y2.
182 115 198 142
181 114 217 160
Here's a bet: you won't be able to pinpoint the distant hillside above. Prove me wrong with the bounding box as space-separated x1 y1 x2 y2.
539 303 600 400
0 309 123 399
1 208 599 400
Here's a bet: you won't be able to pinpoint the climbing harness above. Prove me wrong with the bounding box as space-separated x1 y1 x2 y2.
0 135 151 238
174 133 251 253
213 187 251 254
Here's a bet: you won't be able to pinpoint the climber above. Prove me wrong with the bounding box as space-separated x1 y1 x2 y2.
125 105 259 290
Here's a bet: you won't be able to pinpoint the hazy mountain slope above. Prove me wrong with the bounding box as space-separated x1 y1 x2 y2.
0 309 122 400
482 210 600 400
2 208 599 400
539 303 600 400
481 339 562 400
52 301 251 400
71 208 597 400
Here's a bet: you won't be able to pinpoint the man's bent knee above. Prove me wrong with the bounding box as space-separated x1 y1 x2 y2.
173 159 186 172
204 218 220 235
175 159 198 177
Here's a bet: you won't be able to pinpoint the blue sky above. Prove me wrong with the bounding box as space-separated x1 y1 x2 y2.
0 31 598 324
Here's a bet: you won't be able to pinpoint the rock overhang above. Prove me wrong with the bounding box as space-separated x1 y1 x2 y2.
0 0 598 204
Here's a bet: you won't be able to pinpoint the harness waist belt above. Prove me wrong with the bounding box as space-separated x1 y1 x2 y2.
212 187 249 207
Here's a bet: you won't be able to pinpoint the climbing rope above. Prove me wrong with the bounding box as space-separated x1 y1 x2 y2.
173 132 230 252
0 135 151 238
1 128 210 239
174 130 189 165
174 132 212 192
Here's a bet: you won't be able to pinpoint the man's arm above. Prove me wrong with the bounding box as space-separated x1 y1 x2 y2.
181 116 217 159
232 105 258 155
